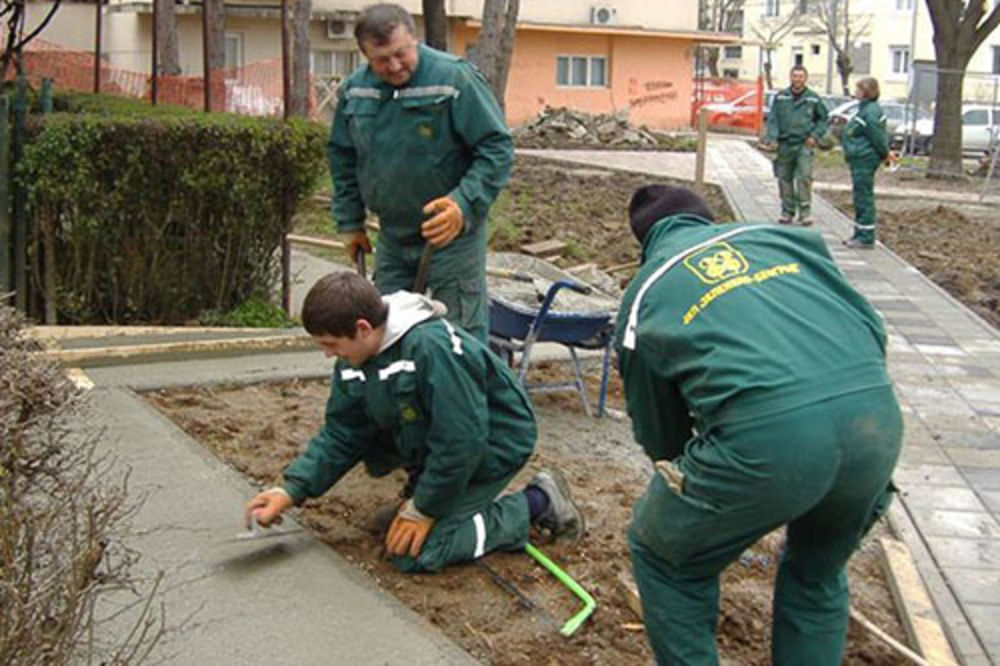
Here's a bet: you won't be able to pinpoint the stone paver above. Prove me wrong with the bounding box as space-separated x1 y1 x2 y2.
529 140 1000 664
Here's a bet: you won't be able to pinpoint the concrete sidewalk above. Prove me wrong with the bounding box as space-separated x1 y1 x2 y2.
530 141 1000 665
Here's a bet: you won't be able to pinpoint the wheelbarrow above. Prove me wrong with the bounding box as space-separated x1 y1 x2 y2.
486 253 618 418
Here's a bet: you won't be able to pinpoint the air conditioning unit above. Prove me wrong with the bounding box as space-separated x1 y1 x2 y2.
327 19 354 39
591 5 617 25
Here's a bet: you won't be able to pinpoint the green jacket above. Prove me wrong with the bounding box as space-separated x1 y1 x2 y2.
764 86 829 149
614 216 890 462
329 44 513 244
282 292 536 519
842 99 889 162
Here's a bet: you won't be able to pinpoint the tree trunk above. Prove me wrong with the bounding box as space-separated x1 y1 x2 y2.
706 46 720 77
468 0 518 113
289 0 311 117
928 65 965 178
835 50 851 96
763 56 773 90
422 0 448 51
206 0 225 111
155 0 180 75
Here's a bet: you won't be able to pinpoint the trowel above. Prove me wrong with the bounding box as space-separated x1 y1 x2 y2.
222 512 303 544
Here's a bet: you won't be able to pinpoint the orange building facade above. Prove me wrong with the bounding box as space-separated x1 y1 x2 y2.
451 21 736 130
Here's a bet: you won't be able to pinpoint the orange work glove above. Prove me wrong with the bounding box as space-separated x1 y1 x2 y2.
384 499 435 558
344 229 372 262
421 197 464 248
244 487 294 527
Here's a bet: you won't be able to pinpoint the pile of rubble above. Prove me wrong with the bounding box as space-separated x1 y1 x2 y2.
514 106 664 149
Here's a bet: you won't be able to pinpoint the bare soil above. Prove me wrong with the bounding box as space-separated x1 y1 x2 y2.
825 192 1000 329
487 155 734 274
147 369 908 665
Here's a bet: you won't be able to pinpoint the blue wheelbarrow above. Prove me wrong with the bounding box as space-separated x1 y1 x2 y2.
487 253 619 418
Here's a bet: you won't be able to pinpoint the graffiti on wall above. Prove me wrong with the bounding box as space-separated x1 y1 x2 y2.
628 77 679 109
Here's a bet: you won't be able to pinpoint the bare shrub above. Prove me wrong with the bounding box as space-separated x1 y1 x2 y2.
0 304 163 664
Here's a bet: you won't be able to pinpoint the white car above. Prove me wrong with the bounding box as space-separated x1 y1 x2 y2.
893 104 1000 154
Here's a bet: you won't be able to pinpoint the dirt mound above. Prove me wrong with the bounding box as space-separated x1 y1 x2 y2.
514 106 695 152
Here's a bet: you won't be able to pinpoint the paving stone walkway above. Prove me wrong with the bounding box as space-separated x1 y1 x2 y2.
532 142 1000 665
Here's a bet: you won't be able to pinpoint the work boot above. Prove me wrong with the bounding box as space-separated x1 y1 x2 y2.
528 468 585 544
842 237 874 250
795 216 814 226
777 216 793 225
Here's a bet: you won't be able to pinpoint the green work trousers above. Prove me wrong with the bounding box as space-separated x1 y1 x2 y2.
375 223 489 343
773 143 814 220
391 472 531 573
628 385 902 665
848 157 880 244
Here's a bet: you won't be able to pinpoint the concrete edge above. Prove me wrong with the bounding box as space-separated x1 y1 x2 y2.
888 499 985 663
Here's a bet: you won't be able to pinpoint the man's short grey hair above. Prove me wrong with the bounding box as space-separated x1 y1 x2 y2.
355 3 416 47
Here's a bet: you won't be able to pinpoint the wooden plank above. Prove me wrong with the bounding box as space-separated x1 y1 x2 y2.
617 570 643 620
286 233 345 251
879 537 960 666
520 239 567 257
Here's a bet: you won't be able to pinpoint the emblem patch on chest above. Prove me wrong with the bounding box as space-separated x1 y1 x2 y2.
683 242 750 284
400 404 420 422
417 123 434 140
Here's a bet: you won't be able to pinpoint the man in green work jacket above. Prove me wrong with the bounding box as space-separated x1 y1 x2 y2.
615 185 901 665
763 65 829 226
245 272 583 573
329 3 513 342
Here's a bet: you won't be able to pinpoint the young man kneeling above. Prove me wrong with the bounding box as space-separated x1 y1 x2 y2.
244 273 583 572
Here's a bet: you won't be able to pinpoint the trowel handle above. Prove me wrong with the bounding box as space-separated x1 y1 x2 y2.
355 249 367 279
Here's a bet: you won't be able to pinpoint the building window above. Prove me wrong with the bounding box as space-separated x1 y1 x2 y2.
764 0 780 17
723 45 743 59
811 44 821 56
890 46 910 75
723 68 740 79
311 50 361 78
895 0 914 10
556 55 608 87
224 33 243 70
993 45 1000 75
792 46 804 67
851 42 872 74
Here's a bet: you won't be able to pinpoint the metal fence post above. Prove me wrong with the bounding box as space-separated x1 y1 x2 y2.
0 97 10 301
12 75 28 314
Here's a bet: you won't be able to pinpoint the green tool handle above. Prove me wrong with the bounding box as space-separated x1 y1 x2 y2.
525 542 596 637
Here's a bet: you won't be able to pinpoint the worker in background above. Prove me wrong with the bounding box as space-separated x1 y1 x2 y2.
245 273 583 573
615 184 901 665
329 2 513 342
841 77 894 249
763 65 829 226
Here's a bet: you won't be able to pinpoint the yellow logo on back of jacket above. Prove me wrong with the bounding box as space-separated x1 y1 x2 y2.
684 242 750 284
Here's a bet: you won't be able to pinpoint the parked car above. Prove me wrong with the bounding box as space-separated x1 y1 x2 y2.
829 99 927 139
893 104 1000 154
702 90 762 130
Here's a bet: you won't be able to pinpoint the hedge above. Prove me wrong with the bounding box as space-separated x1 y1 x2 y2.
17 97 327 324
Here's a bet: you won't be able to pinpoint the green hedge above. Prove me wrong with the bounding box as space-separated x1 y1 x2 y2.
18 98 327 324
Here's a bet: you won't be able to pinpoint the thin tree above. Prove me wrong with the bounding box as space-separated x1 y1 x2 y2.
155 0 181 76
924 0 1000 177
810 0 872 95
468 0 518 113
205 0 225 111
0 0 62 79
750 6 808 89
422 0 448 51
289 0 311 116
698 0 744 77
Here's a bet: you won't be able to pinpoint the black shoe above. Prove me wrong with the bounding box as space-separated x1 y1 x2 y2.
528 468 585 544
842 238 874 249
795 217 814 227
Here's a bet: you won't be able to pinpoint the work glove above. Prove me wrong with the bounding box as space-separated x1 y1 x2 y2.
884 150 900 171
244 487 294 527
385 498 435 558
805 136 817 149
344 229 372 262
421 196 464 247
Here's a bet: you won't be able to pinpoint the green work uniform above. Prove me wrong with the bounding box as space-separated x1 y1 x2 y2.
764 87 829 221
615 215 902 665
842 99 889 244
329 44 514 342
281 292 535 573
